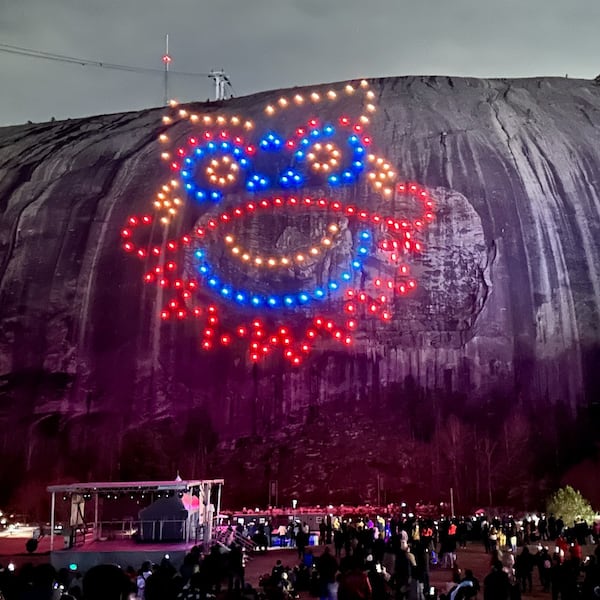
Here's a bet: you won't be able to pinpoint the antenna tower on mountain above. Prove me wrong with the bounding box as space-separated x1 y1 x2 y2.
209 69 233 101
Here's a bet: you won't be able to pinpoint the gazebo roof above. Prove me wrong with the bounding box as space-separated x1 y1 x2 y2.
47 479 224 494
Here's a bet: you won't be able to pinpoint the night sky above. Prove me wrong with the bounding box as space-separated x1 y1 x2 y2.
1 0 599 125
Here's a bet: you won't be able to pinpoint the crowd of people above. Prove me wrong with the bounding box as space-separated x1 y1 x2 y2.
1 512 600 600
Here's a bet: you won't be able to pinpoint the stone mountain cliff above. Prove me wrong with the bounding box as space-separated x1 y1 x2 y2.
1 76 599 510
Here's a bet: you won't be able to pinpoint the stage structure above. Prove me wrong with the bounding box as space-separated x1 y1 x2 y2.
46 479 224 570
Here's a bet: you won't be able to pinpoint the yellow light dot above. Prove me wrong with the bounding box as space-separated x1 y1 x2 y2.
322 164 330 172
294 94 304 103
332 150 341 158
154 201 161 208
366 90 375 99
216 116 226 124
211 159 219 167
368 154 376 162
278 97 288 107
255 258 263 265
310 92 320 101
162 185 170 192
231 164 239 171
383 163 390 170
360 79 369 88
225 235 234 244
209 175 217 182
375 181 383 189
218 177 226 184
178 109 188 118
378 173 386 180
312 163 321 171
170 179 178 187
242 254 250 261
368 173 377 180
325 143 333 151
296 254 304 262
222 156 230 163
360 115 370 124
329 224 339 233
265 105 275 114
322 238 332 246
203 116 212 124
227 174 235 181
330 159 338 166
244 120 253 130
168 208 176 215
159 134 168 142
281 258 290 265
384 188 393 196
190 114 199 122
376 157 384 165
310 248 319 255
206 167 214 175
307 152 316 161
231 116 240 125
345 84 355 94
327 90 337 99
268 259 276 266
162 116 172 124
161 217 169 224
173 198 182 205
164 200 171 207
366 104 376 113
314 143 322 151
232 247 240 255
387 172 396 179
157 192 165 200
169 99 178 107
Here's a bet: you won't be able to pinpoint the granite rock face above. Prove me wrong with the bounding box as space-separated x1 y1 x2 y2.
0 76 599 509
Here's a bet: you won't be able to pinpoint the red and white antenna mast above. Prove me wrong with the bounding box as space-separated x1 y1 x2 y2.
162 34 172 105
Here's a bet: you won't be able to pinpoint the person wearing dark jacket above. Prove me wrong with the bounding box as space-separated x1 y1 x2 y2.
483 561 510 600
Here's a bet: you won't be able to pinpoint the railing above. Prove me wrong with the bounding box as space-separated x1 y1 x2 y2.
93 519 194 543
212 526 257 553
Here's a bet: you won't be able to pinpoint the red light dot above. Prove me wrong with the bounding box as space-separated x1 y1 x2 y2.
144 274 154 283
286 140 296 149
221 335 230 345
177 148 185 157
347 320 357 329
128 217 138 226
177 310 185 319
169 301 178 309
326 321 334 330
285 350 293 358
137 249 146 258
353 124 363 133
167 242 176 250
166 261 176 270
161 311 169 320
121 228 131 238
362 136 371 145
204 132 213 140
203 341 212 350
246 145 256 155
159 278 167 287
296 127 306 137
123 242 133 252
237 327 247 337
293 357 301 365
339 116 350 126
251 353 259 361
193 308 201 316
189 137 197 145
344 337 352 346
208 305 217 313
307 329 316 338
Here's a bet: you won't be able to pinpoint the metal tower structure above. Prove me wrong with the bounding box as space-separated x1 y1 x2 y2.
209 69 232 101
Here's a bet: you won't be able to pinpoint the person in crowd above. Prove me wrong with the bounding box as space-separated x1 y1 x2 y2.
514 546 533 593
483 561 510 600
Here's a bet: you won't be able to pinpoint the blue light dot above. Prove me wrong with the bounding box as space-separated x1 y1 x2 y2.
352 260 361 269
251 297 261 306
314 288 325 298
360 231 370 240
329 282 339 290
207 142 215 150
359 247 368 255
195 149 203 156
342 272 351 281
268 297 278 306
236 293 245 302
196 191 205 199
195 250 204 258
208 278 218 287
284 296 294 306
200 266 208 274
221 287 231 296
186 183 193 190
299 293 309 303
184 158 192 165
181 170 190 178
